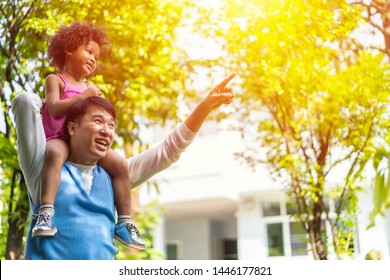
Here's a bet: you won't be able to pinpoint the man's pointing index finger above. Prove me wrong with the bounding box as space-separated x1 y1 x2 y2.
217 73 237 90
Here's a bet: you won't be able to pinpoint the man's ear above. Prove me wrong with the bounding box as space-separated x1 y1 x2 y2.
68 121 76 136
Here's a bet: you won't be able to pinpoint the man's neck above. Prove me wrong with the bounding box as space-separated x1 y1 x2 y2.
67 162 96 194
68 161 96 169
67 155 98 166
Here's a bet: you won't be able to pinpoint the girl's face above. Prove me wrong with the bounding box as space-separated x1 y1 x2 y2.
67 40 101 77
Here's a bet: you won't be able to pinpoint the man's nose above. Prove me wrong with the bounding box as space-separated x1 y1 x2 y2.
100 126 113 137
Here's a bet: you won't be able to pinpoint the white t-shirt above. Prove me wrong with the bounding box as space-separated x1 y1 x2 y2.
69 162 95 193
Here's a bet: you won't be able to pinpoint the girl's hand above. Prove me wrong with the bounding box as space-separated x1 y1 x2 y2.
81 86 102 99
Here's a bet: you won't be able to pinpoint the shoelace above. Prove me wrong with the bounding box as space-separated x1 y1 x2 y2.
35 213 51 225
126 223 144 239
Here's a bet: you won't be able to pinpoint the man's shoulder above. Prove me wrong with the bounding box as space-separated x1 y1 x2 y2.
95 164 110 174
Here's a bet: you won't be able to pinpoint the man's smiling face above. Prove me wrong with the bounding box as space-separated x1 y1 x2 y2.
68 104 115 165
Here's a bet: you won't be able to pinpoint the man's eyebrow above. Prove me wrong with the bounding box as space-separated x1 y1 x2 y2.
91 113 115 122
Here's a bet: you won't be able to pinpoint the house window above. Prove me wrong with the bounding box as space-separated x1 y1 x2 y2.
289 221 308 256
263 201 281 216
262 197 359 258
166 241 182 260
262 200 308 257
266 223 284 256
222 239 238 260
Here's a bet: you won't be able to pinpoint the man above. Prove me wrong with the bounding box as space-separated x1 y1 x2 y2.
11 73 236 260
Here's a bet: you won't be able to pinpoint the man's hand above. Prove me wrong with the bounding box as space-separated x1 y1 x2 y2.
184 72 237 132
203 73 236 111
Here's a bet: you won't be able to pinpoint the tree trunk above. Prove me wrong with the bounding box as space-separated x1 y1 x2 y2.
309 203 328 260
5 175 29 260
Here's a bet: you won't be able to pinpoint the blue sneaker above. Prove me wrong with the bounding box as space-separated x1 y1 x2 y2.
32 212 57 238
114 222 146 250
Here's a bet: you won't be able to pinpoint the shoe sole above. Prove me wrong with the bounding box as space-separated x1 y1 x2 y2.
114 235 146 250
32 227 58 238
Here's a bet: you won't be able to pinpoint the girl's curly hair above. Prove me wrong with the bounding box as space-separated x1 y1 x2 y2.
47 22 110 72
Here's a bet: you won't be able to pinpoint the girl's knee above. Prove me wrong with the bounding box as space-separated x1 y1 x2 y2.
107 158 129 178
45 146 68 165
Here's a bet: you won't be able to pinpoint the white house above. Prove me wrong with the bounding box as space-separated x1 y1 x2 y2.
139 121 390 260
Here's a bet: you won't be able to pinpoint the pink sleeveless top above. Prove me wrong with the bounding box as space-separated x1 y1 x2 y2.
42 74 91 141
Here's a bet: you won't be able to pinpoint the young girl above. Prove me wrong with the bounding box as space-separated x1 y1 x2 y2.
33 22 145 250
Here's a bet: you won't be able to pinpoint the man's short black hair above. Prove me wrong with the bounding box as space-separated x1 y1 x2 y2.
64 96 116 139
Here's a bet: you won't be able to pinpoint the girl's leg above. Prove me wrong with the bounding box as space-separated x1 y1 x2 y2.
40 139 69 205
99 150 146 250
99 149 131 216
33 139 69 238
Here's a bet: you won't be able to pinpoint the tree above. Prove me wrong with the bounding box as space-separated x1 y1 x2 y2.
216 0 390 259
350 0 390 228
0 0 53 260
351 0 390 58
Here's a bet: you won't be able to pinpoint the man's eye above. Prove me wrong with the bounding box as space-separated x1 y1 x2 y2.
94 119 102 124
108 123 115 129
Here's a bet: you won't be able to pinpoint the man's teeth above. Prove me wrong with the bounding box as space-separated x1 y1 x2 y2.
96 140 107 146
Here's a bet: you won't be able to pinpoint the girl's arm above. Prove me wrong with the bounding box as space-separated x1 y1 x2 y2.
45 74 100 117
